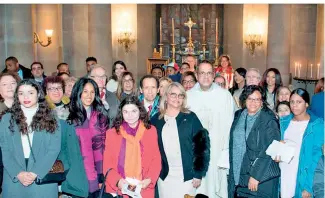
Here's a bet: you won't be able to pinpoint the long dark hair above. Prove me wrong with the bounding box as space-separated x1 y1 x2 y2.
260 68 283 94
67 77 109 130
290 88 310 105
109 60 127 81
240 85 267 109
113 95 150 133
0 79 58 134
230 67 247 95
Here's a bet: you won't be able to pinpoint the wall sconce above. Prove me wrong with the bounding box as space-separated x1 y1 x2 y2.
244 17 264 55
34 29 53 47
244 34 263 55
117 31 136 53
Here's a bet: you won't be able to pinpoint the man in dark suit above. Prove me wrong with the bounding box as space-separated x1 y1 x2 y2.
30 62 47 86
2 56 32 79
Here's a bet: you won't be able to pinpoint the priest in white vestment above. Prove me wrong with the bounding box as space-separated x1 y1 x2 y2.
187 61 234 198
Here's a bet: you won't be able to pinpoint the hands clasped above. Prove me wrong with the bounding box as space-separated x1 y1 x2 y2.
17 172 37 186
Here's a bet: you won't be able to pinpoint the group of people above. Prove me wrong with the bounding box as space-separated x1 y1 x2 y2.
0 54 323 198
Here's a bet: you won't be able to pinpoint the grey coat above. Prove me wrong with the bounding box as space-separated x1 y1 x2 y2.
105 89 120 128
0 113 61 198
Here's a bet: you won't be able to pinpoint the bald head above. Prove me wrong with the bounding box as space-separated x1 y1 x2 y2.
89 64 107 90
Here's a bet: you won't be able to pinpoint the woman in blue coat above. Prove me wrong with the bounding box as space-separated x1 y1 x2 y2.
0 79 61 198
279 88 324 198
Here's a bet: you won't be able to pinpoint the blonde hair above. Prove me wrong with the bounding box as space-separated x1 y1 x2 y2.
65 76 78 85
158 82 190 119
159 76 173 84
218 54 232 66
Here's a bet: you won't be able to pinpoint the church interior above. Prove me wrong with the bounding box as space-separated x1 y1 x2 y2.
0 4 323 96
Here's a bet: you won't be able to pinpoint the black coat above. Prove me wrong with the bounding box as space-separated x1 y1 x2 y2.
151 111 210 181
228 107 280 198
2 64 32 79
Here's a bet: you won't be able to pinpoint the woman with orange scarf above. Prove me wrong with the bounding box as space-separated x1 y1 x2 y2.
103 95 161 198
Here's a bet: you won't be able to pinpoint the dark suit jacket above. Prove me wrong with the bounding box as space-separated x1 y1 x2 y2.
151 111 208 181
2 64 32 79
104 89 120 128
228 107 280 198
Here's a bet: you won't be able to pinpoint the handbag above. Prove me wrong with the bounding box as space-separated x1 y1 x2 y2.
244 114 280 184
26 132 67 185
99 168 122 198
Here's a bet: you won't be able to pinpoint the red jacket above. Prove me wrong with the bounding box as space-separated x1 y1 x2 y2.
103 125 161 198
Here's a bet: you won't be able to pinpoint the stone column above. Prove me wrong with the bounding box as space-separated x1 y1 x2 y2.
62 5 89 77
0 5 6 70
88 4 113 73
315 4 324 78
2 5 34 68
266 4 291 85
34 4 61 75
223 4 244 69
290 5 317 94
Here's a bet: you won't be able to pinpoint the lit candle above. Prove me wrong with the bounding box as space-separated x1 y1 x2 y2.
317 63 320 79
216 18 219 44
160 17 162 43
172 18 175 44
203 18 206 44
298 63 301 78
295 62 297 77
311 64 313 78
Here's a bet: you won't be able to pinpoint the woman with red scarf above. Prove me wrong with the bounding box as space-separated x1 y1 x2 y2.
103 95 161 198
214 54 234 89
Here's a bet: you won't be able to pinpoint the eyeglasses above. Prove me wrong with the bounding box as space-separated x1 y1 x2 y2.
198 71 214 77
123 79 133 83
47 87 63 92
169 92 185 99
247 97 262 103
90 75 107 80
182 80 195 85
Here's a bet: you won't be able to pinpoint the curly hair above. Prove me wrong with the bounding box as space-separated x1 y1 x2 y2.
67 77 109 130
0 79 58 134
239 85 267 109
44 76 66 94
113 95 151 133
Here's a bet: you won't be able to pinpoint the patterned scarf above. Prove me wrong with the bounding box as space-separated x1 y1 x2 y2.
117 121 145 180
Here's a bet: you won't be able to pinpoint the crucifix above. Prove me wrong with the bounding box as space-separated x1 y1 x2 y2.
184 17 196 52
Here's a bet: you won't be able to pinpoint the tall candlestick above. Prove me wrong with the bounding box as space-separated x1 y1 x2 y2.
317 63 320 79
172 18 175 44
160 17 162 43
295 62 297 77
203 18 206 44
216 18 219 44
310 64 313 78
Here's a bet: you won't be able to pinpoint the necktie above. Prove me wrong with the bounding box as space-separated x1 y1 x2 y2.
148 105 153 116
100 90 105 99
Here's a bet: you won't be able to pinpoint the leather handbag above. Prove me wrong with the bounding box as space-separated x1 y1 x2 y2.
99 168 122 198
26 133 67 185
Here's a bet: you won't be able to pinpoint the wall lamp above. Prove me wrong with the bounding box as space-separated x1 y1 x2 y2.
34 29 53 47
118 31 136 53
244 18 264 55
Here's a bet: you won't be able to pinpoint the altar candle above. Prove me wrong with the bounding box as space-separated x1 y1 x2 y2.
172 18 175 44
160 17 162 43
298 63 301 78
203 18 206 44
311 64 313 78
295 62 297 77
317 63 320 79
216 18 219 44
